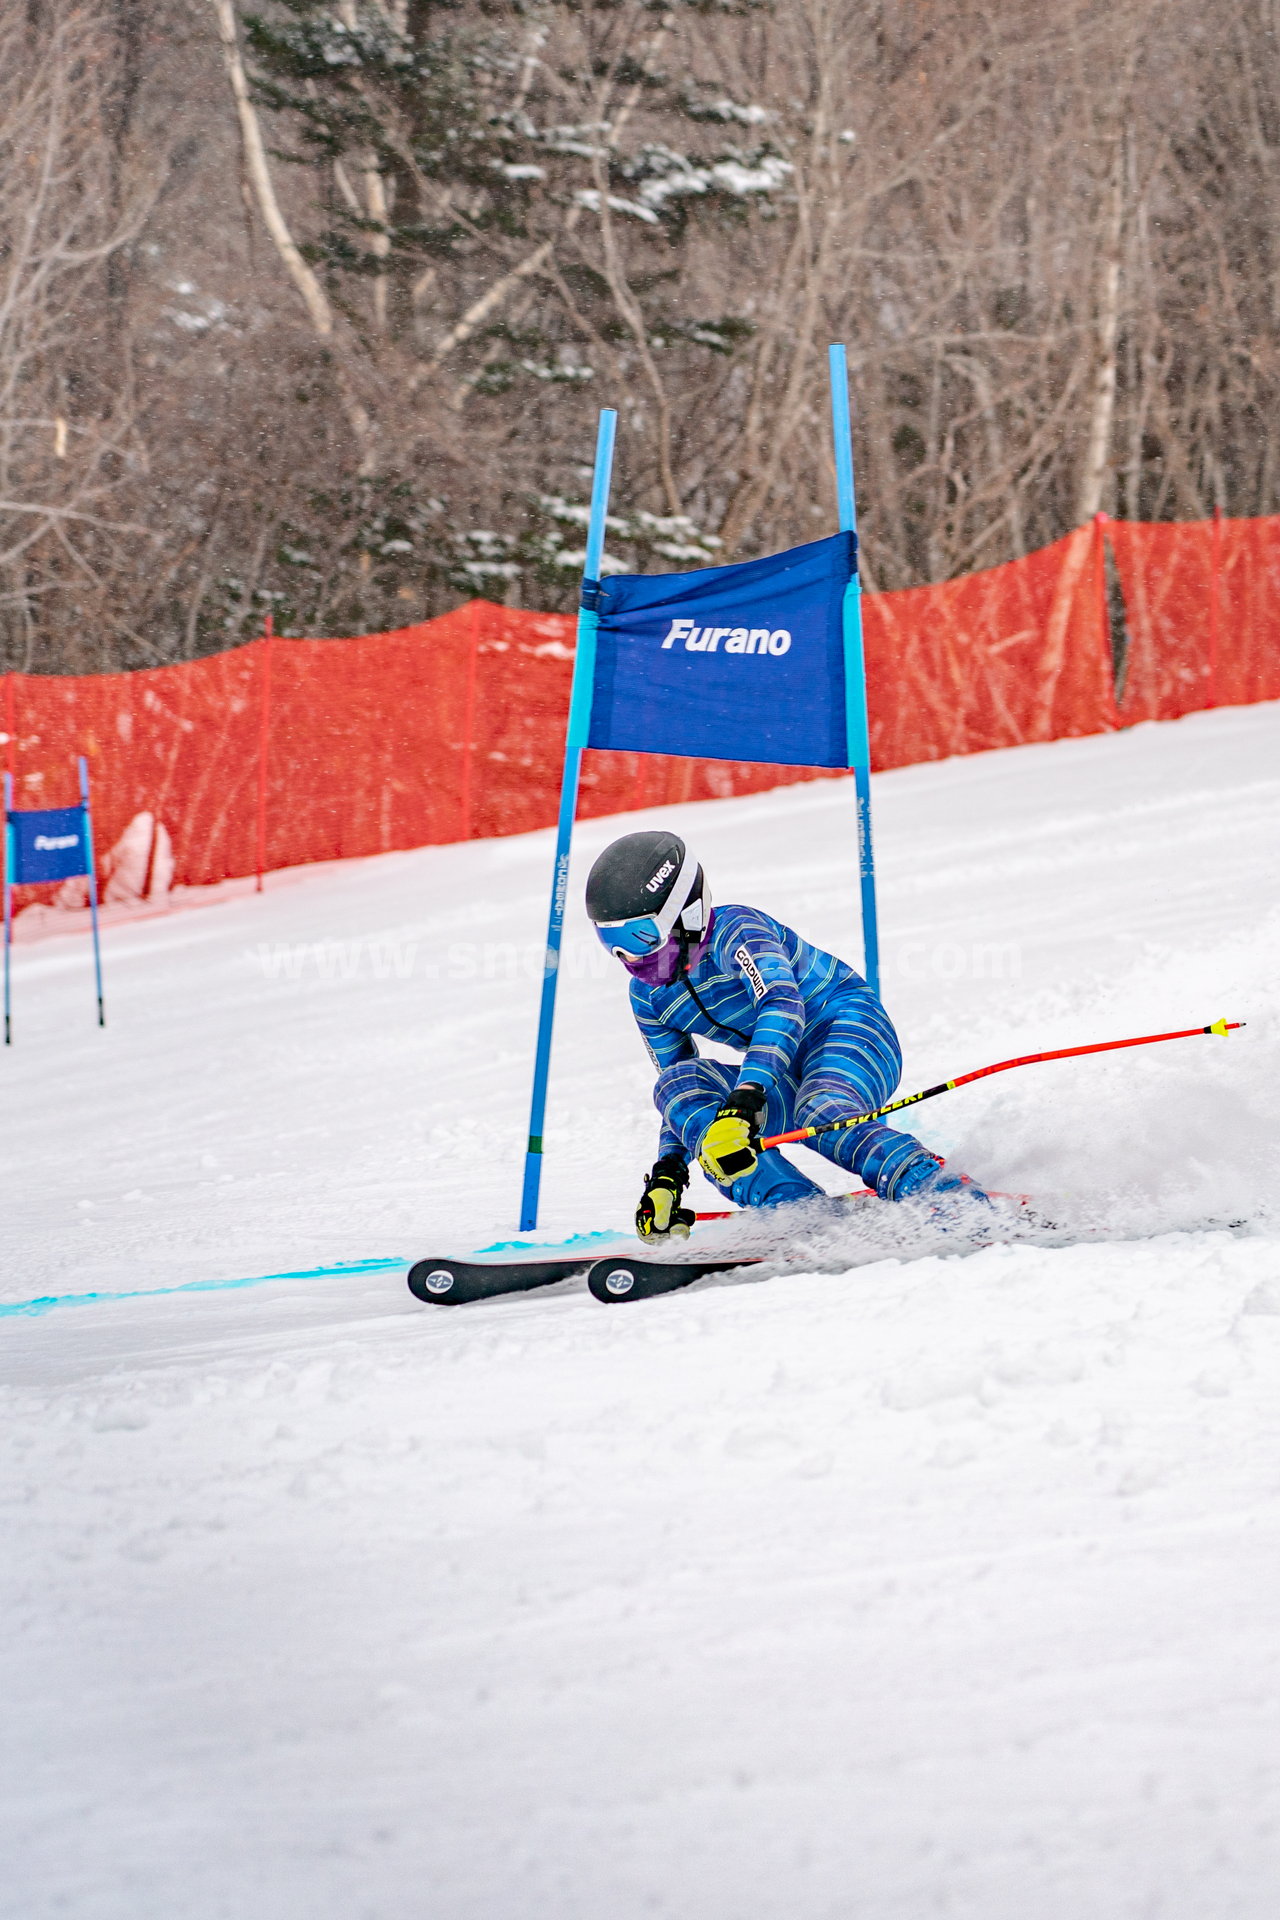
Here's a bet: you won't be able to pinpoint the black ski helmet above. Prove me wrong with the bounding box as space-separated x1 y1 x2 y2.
585 830 710 959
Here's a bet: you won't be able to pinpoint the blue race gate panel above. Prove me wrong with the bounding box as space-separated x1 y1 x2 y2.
8 806 90 884
587 531 854 770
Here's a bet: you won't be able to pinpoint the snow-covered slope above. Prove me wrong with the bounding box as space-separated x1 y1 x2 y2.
3 703 1279 1918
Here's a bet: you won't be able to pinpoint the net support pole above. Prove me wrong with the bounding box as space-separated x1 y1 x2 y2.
255 612 274 894
459 600 480 840
1208 502 1222 707
828 343 880 997
3 673 14 785
3 771 13 1045
519 407 617 1231
1094 512 1119 723
79 756 105 1028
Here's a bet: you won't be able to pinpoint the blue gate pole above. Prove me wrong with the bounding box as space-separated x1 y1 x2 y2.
3 772 12 1045
828 343 880 998
519 408 617 1230
79 756 105 1028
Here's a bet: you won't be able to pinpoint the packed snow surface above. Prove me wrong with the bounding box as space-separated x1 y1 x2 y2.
3 702 1279 1918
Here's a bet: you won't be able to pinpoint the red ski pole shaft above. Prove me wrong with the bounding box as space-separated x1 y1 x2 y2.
759 1018 1245 1151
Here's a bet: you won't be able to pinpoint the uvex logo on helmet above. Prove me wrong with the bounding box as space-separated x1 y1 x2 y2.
660 619 792 657
645 858 677 894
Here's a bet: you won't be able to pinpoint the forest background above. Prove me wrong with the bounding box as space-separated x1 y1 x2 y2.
3 0 1277 674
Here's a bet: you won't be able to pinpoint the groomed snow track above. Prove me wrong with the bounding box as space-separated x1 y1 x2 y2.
3 702 1279 1918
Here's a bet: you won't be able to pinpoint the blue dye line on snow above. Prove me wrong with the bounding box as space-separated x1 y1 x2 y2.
471 1229 626 1257
0 1257 409 1321
2 1230 631 1321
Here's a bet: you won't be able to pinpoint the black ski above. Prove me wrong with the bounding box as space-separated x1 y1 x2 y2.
586 1252 762 1303
407 1254 590 1305
409 1198 1247 1311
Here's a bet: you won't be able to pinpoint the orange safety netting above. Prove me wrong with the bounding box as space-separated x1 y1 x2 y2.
2 514 1268 894
1107 515 1280 720
862 525 1115 763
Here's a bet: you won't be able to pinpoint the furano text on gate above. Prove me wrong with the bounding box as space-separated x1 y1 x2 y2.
660 619 793 656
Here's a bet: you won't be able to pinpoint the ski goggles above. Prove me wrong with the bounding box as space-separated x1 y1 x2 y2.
593 853 705 958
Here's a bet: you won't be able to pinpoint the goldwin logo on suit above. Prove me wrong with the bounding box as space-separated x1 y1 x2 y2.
660 619 792 656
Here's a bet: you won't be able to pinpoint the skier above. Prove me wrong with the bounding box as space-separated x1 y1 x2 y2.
585 828 989 1240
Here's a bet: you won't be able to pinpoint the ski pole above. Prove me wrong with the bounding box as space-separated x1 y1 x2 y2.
759 1018 1245 1151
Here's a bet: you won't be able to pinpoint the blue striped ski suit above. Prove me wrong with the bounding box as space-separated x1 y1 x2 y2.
629 904 939 1207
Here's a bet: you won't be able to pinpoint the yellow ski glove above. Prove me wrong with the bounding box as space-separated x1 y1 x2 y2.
636 1154 696 1239
697 1084 767 1185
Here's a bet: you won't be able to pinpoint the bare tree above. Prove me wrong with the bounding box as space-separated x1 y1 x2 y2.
210 0 333 336
10 0 1280 668
0 1 156 669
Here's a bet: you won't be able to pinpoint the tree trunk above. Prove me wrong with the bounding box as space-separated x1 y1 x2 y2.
1075 125 1126 524
209 0 333 338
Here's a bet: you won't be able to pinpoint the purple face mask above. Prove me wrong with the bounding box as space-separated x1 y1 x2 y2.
621 911 713 985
